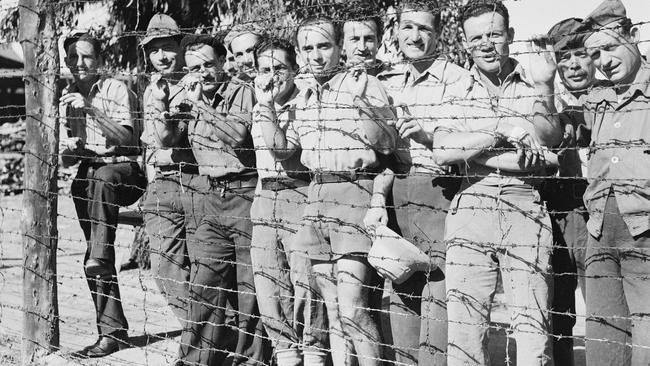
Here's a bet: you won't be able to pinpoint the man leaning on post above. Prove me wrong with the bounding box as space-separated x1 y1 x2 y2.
60 32 147 357
578 1 650 365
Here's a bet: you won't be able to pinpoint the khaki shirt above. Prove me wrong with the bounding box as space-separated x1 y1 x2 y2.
251 86 307 182
286 71 396 172
582 62 650 237
141 80 196 167
378 59 470 174
173 76 256 178
436 60 548 188
62 77 140 158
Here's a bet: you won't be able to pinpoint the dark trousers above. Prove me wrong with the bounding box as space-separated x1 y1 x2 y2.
385 174 460 365
585 195 650 366
179 174 270 366
543 178 588 366
140 171 193 326
70 161 147 335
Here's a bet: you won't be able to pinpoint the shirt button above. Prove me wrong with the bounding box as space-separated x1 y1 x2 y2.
611 156 620 164
614 122 621 128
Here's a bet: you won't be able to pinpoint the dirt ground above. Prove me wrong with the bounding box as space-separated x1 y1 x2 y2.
0 193 587 366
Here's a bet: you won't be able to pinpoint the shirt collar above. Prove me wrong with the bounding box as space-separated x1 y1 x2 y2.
468 58 533 91
404 57 448 85
586 62 650 107
68 76 105 96
620 61 650 100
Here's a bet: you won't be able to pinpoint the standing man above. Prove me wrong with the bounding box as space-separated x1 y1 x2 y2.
222 24 264 114
370 1 469 364
138 13 194 327
580 1 650 364
174 34 268 366
61 33 147 357
261 16 397 366
431 0 561 365
251 37 328 366
545 17 596 366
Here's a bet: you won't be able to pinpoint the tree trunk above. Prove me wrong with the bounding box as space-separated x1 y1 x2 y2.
18 0 60 364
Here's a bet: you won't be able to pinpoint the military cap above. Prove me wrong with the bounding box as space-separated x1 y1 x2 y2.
583 0 627 30
548 18 586 52
140 13 182 47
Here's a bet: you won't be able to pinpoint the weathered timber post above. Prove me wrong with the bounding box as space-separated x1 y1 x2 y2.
19 0 60 363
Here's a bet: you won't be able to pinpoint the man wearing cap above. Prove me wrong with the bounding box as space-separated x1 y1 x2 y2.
138 13 194 328
173 34 268 366
431 0 562 364
61 33 147 357
545 17 597 366
261 16 397 366
368 1 469 364
579 1 650 364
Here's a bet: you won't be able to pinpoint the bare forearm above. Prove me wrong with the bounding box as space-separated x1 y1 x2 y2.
257 105 297 161
354 96 398 154
195 102 248 147
475 150 558 172
531 85 562 147
86 107 133 146
432 130 498 165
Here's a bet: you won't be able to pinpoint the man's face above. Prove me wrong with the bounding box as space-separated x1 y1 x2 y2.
230 32 260 77
343 20 379 66
223 51 238 76
463 12 512 75
397 9 438 61
556 48 596 91
257 48 296 102
296 22 341 76
184 44 224 94
66 40 101 82
585 28 641 85
146 37 181 75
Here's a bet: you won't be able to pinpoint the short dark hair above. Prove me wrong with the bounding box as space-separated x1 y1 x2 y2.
180 34 227 58
64 33 102 58
343 2 384 41
460 0 510 30
396 0 442 32
293 17 343 48
254 36 298 69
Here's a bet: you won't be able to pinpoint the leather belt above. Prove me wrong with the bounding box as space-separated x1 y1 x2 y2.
261 177 310 191
155 163 199 175
311 170 377 184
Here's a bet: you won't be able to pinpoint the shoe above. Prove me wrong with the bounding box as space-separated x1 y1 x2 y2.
84 330 129 358
85 258 112 278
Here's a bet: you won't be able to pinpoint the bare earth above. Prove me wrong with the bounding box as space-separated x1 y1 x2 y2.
0 193 586 366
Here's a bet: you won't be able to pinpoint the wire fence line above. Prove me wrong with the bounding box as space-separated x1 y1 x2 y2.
2 0 650 365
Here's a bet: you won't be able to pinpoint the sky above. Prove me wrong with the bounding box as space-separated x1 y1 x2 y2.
507 0 650 56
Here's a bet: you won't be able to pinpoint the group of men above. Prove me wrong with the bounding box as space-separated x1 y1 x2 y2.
58 0 649 365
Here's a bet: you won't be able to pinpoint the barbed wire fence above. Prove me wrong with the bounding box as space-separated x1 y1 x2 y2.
2 0 650 365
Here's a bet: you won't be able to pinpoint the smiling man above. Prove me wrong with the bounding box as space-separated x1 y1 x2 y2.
138 13 195 329
60 32 146 357
262 15 397 366
371 1 469 364
579 1 650 365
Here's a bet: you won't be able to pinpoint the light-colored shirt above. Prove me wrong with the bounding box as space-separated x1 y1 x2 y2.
582 62 650 237
286 71 395 172
141 79 196 166
173 76 256 178
436 59 549 188
251 86 307 183
62 77 140 157
378 59 470 174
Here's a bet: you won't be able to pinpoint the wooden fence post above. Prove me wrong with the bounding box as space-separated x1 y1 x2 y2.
19 0 60 363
